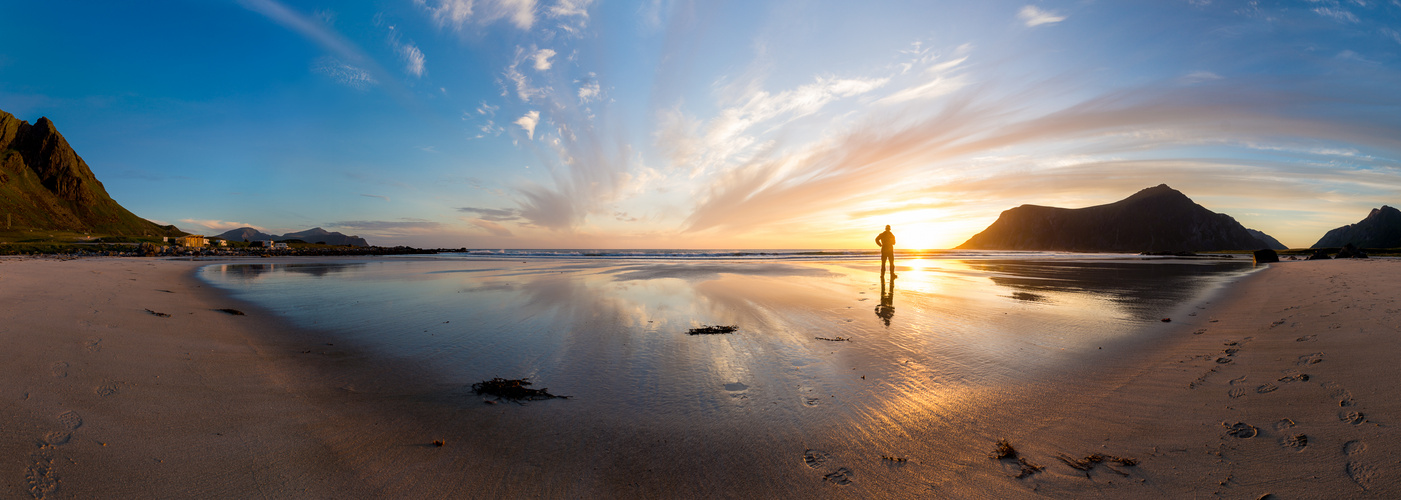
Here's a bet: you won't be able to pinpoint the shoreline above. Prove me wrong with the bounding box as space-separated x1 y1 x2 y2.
2 256 1397 497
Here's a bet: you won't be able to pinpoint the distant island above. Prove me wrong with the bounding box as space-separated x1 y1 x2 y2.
957 184 1286 253
1313 206 1401 249
215 227 369 247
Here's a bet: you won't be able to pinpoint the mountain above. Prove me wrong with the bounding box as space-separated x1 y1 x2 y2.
280 227 369 247
214 226 369 247
1245 228 1288 250
1312 206 1401 249
0 109 181 236
956 184 1283 252
213 227 278 242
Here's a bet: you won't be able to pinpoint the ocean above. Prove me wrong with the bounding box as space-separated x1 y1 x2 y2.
195 250 1262 494
198 251 1258 406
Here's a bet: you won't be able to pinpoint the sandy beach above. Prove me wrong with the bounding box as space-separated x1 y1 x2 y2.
2 256 1399 498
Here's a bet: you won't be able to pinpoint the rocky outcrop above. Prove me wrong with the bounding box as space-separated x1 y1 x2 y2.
214 226 369 247
957 184 1283 252
1312 206 1401 249
0 109 181 236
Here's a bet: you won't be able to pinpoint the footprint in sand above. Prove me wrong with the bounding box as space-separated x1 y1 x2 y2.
57 411 82 430
42 432 71 446
1277 371 1310 383
50 362 68 378
1281 434 1308 451
1228 388 1248 398
804 449 832 469
1229 376 1248 385
25 452 57 499
85 338 102 352
803 397 821 407
1325 385 1356 407
1296 334 1317 342
1339 411 1366 425
1270 319 1287 328
1223 422 1257 438
1344 440 1377 490
1274 418 1296 431
823 467 854 485
1256 383 1278 394
95 383 120 397
1296 353 1325 366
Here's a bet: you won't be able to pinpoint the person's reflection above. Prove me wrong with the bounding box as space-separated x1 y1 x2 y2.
875 274 895 327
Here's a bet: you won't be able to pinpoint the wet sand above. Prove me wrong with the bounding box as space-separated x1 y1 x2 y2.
1 256 1398 498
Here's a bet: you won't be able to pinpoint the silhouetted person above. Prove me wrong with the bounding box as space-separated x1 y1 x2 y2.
875 225 897 278
875 274 895 327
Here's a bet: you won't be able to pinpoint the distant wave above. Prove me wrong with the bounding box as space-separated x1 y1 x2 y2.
431 249 1146 261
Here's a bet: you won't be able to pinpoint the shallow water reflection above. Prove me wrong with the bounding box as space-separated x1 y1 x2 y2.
202 258 1254 419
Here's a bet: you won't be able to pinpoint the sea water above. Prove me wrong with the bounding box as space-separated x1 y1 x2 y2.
198 252 1257 416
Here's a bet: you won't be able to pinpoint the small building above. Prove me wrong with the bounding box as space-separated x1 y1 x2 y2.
208 238 228 247
175 235 207 247
273 242 289 250
253 240 274 248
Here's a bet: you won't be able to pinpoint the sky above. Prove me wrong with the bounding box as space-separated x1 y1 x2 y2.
3 0 1401 249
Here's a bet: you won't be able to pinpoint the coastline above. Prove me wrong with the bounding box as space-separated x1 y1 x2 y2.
2 256 1397 497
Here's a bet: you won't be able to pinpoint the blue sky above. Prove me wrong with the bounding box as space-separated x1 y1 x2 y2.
3 0 1400 248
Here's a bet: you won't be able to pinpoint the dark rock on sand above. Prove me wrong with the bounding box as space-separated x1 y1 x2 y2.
1307 249 1332 260
1334 243 1368 259
1253 249 1279 264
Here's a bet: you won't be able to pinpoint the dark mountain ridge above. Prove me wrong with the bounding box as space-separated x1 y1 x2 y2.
214 226 369 247
0 109 181 236
1312 206 1401 249
957 184 1286 252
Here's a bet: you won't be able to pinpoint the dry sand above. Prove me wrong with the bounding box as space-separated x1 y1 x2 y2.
1 256 1398 498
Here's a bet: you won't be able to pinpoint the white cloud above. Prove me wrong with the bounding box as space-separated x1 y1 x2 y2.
417 0 536 31
240 0 363 61
360 193 391 201
417 0 474 29
547 0 594 33
515 110 541 139
503 49 548 101
1313 7 1359 23
467 218 515 236
532 48 556 71
312 57 378 90
1018 5 1066 27
578 80 600 103
1179 70 1222 84
402 43 426 77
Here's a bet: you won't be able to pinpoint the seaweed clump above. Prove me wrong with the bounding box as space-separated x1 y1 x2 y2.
1056 453 1139 477
471 378 569 403
990 439 1044 478
687 325 738 335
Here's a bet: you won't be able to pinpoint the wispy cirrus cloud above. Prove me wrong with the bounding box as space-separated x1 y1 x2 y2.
417 0 537 31
313 57 377 90
240 1 395 90
1018 5 1066 27
466 218 514 236
329 219 442 236
360 193 391 202
457 206 523 221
